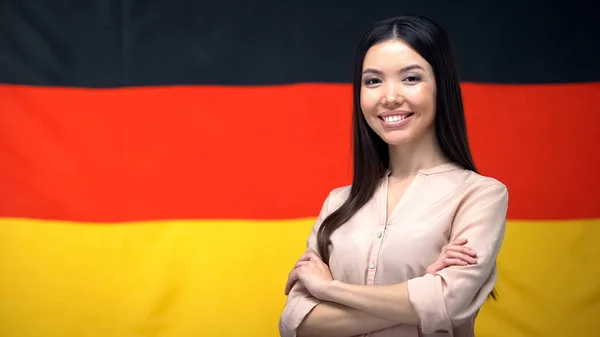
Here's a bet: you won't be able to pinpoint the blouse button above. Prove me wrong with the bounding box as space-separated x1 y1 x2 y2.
369 263 376 269
376 231 382 238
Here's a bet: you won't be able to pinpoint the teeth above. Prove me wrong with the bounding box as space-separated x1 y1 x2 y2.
383 115 405 122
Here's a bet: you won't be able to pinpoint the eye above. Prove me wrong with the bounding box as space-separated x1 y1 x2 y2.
363 78 382 86
403 75 421 83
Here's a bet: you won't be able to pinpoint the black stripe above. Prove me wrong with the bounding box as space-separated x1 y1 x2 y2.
1 0 599 87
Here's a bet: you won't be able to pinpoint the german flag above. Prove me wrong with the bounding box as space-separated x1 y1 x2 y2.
1 2 598 337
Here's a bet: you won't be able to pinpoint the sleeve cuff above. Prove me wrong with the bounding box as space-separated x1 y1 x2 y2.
407 274 452 334
279 294 321 337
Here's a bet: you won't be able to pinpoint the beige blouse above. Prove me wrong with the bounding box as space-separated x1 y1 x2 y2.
279 163 509 337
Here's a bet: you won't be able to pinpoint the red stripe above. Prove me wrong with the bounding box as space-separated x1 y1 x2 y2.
0 83 598 222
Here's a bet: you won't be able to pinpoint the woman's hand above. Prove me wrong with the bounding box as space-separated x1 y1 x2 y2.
284 250 334 300
294 256 335 300
426 238 478 275
284 250 320 295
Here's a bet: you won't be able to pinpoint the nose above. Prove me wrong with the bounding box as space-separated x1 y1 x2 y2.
381 83 403 107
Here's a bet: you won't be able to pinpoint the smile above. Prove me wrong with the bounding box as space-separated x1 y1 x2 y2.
379 113 414 127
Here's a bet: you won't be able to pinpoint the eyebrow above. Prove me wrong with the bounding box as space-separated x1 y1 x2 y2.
362 64 425 76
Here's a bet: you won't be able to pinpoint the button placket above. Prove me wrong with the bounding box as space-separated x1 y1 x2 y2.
365 226 386 285
366 174 391 286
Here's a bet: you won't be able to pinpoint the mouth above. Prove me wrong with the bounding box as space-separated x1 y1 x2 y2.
378 112 415 127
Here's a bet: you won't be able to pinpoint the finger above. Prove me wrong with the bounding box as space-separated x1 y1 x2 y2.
429 259 464 274
445 252 477 264
446 245 477 257
296 251 313 263
284 280 296 295
289 251 319 275
293 260 310 270
429 262 448 274
305 250 321 261
443 238 467 252
446 250 477 263
451 238 468 245
296 250 320 264
442 258 469 267
285 269 300 295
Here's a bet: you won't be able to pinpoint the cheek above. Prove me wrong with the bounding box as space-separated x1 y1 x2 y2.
407 86 435 115
360 89 379 113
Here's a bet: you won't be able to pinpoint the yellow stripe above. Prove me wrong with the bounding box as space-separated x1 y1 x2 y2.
0 218 598 337
478 218 600 336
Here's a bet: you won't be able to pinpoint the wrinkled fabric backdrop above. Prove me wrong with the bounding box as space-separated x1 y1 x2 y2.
1 1 599 336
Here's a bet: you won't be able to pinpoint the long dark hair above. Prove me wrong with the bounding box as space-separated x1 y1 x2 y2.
316 15 498 300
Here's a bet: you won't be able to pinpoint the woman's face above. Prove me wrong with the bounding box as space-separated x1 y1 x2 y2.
360 39 437 146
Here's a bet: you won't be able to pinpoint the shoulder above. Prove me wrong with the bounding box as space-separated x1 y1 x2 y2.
420 165 508 207
310 185 352 234
451 170 509 227
322 185 351 214
460 170 508 201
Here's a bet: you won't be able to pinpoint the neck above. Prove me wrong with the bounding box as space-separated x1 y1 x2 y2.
387 130 449 178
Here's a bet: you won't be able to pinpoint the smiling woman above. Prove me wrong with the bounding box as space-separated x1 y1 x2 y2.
1 3 599 337
280 15 506 337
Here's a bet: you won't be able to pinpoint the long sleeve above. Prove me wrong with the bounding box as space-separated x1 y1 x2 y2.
406 179 509 334
279 192 332 337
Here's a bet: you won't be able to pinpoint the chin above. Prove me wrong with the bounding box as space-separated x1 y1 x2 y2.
377 130 415 146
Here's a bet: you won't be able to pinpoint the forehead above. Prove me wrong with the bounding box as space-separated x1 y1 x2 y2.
363 39 430 71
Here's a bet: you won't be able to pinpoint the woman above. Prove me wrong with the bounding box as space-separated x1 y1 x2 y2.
279 15 508 337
